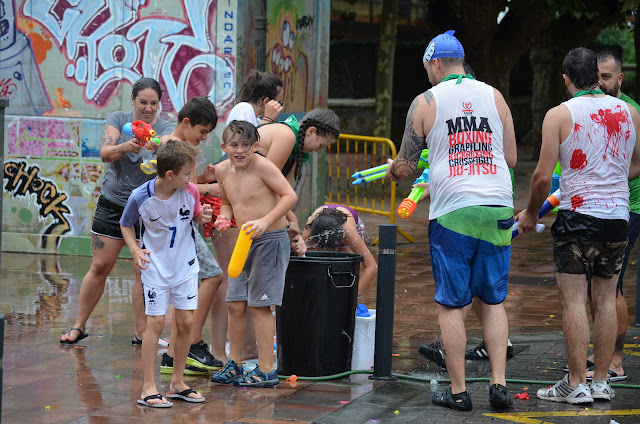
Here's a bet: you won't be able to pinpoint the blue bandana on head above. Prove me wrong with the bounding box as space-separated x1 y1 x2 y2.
422 30 465 62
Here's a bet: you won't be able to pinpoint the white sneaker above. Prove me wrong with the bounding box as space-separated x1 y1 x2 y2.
590 378 615 400
536 375 594 404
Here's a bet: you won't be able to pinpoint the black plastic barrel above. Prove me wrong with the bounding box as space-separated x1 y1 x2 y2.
276 251 363 377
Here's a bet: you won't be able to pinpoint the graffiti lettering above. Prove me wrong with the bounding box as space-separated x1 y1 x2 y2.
221 6 235 90
0 78 18 98
296 15 314 30
23 0 235 112
3 161 71 250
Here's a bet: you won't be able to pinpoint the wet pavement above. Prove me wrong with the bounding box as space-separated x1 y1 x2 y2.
2 169 640 422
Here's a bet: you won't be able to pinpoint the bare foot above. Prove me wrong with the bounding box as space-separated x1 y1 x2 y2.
586 366 624 380
169 383 203 401
60 327 86 343
140 392 170 406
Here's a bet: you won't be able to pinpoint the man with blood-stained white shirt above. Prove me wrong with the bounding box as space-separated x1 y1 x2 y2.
518 47 640 404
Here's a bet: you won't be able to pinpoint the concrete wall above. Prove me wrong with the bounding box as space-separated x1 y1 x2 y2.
1 0 330 255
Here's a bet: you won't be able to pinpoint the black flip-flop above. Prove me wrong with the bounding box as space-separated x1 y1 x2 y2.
585 365 628 382
167 388 205 403
60 327 88 344
137 394 173 408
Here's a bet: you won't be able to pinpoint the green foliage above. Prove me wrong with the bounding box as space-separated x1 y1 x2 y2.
595 24 636 63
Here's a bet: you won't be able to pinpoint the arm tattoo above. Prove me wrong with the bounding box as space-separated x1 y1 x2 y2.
395 97 425 177
423 90 434 104
102 126 116 146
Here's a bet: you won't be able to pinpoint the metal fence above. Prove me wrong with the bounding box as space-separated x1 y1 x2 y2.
326 134 414 242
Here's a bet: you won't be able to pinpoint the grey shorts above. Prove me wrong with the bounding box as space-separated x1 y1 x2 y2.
194 226 223 283
226 228 290 307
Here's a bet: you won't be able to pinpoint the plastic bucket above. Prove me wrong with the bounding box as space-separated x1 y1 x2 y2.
276 251 363 377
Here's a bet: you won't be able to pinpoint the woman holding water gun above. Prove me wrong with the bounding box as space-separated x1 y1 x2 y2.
60 77 174 345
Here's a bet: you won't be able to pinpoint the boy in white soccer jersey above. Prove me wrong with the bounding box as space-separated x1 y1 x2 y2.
121 140 212 407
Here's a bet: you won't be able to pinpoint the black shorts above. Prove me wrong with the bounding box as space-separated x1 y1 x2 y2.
92 196 140 240
552 210 627 281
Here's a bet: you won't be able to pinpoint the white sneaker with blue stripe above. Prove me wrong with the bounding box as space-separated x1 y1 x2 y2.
537 375 593 404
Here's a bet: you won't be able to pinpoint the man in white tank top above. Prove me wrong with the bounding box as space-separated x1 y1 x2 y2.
519 47 640 404
386 30 517 411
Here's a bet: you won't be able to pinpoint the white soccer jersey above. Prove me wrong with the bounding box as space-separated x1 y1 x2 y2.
121 179 202 288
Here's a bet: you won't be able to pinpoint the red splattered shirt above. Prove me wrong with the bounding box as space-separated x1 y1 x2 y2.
559 96 636 220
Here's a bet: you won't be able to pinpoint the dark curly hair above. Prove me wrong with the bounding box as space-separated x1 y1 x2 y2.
307 208 348 250
294 109 340 181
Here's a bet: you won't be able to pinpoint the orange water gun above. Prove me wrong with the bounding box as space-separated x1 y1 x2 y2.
397 169 429 219
123 121 161 146
228 224 255 278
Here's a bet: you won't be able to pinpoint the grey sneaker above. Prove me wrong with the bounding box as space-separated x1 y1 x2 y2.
536 375 593 404
590 378 615 400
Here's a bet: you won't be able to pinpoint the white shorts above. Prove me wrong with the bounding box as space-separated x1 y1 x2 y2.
143 274 199 316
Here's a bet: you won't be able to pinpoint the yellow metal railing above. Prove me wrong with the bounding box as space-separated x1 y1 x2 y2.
326 134 414 243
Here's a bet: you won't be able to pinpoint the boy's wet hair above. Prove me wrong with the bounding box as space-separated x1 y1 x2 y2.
563 47 598 90
307 208 348 250
156 140 199 178
222 120 260 145
132 77 162 100
236 70 283 105
178 96 218 128
294 109 341 181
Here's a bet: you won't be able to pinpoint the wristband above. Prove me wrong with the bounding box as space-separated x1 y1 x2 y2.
263 116 274 122
205 183 210 196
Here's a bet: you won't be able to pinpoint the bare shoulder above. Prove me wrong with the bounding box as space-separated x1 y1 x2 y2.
625 102 640 126
214 159 231 178
254 153 282 174
544 104 570 122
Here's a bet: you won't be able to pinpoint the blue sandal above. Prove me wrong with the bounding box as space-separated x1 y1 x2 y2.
210 359 243 384
233 366 279 388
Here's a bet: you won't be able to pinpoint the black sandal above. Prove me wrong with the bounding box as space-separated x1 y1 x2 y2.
60 327 88 344
432 388 472 411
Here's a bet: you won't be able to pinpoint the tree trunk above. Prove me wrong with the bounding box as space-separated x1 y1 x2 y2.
373 0 398 139
529 34 559 160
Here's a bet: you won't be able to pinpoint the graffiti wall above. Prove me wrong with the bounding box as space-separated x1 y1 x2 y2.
1 0 330 255
267 0 330 111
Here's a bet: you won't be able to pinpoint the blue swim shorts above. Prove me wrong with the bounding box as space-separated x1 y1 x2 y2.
429 205 513 307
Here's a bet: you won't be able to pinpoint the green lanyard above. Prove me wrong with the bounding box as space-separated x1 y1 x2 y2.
573 88 604 98
441 74 476 84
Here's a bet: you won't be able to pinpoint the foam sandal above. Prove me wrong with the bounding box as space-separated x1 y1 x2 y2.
167 388 205 403
233 367 279 388
137 394 173 408
432 388 472 411
585 365 628 382
60 327 88 344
